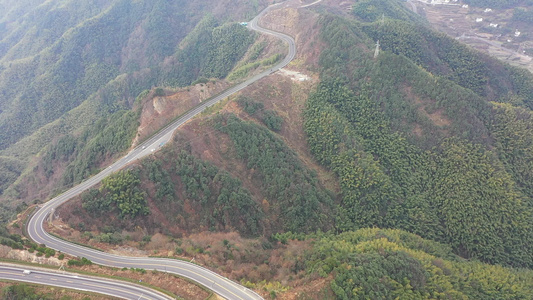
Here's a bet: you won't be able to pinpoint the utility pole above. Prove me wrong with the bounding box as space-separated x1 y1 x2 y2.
374 40 380 58
58 263 65 273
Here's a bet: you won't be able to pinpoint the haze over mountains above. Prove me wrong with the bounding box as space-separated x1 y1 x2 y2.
2 0 533 299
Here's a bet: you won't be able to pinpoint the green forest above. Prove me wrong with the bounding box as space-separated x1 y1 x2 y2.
82 169 148 219
214 114 334 233
513 7 533 24
145 148 263 236
305 3 533 269
463 0 533 9
306 229 533 299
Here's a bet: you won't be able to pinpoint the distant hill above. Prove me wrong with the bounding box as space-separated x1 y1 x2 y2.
463 0 533 9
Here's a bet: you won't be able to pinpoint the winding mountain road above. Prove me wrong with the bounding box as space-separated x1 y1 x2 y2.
0 264 172 300
25 2 296 300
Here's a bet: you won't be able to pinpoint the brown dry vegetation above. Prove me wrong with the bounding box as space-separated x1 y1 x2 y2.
233 74 339 193
14 159 71 207
232 34 288 77
73 265 209 300
249 35 286 62
40 220 332 299
9 133 124 209
261 5 324 70
133 2 317 147
404 86 451 128
7 206 34 237
56 0 336 234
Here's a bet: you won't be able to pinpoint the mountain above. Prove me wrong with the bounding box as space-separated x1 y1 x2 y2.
307 3 533 268
2 0 533 298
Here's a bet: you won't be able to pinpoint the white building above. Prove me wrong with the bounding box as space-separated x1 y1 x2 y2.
476 18 483 22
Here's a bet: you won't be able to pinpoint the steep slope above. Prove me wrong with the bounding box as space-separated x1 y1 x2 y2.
303 1 533 268
53 3 329 241
59 110 335 237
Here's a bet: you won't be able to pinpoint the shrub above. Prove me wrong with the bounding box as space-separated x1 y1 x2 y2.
67 257 92 266
154 87 165 97
262 110 283 131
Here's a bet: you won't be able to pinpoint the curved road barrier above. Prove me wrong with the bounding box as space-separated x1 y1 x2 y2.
26 2 296 300
0 264 172 300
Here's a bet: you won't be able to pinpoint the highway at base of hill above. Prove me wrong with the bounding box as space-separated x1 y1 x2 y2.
0 264 172 300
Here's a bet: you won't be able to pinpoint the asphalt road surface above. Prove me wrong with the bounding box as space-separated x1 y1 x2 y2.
0 264 172 300
26 2 296 300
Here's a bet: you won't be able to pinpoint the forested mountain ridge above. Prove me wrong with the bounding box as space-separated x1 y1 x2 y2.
0 0 266 206
306 2 533 268
59 109 335 238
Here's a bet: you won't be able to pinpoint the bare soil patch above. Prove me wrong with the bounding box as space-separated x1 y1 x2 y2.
135 81 231 146
31 218 333 299
244 74 339 193
261 4 324 69
405 86 451 128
